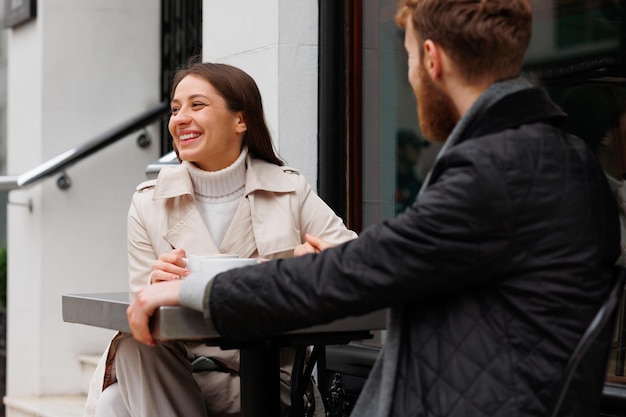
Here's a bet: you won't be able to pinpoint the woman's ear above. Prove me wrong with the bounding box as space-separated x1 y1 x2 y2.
235 113 247 133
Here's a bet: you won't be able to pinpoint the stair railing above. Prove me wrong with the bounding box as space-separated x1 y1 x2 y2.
0 102 169 192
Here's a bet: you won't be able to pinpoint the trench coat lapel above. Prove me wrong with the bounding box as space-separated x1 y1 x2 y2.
162 207 220 254
154 164 221 254
156 163 257 257
220 197 257 258
154 157 298 258
221 157 299 258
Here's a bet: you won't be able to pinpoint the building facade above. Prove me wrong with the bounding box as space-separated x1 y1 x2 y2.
2 0 626 414
3 0 320 405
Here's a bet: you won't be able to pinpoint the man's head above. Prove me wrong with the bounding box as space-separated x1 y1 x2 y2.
396 0 532 85
395 0 532 142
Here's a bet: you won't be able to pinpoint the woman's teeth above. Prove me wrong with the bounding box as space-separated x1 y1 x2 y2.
180 133 200 140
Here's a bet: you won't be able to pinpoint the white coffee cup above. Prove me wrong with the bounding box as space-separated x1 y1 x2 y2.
184 254 237 271
184 255 258 275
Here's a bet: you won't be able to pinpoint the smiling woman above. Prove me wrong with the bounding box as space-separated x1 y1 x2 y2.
84 61 357 417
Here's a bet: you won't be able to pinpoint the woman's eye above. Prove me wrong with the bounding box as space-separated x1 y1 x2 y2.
192 102 206 108
170 107 179 115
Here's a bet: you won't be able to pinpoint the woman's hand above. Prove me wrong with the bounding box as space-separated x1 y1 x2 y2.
150 248 190 284
294 233 335 257
127 280 183 346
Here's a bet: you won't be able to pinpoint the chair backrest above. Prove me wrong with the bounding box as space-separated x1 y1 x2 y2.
549 265 626 417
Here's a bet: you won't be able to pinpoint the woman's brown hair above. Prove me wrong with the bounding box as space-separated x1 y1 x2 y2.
170 59 284 166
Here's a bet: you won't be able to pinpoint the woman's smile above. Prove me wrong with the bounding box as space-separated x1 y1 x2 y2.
179 132 201 141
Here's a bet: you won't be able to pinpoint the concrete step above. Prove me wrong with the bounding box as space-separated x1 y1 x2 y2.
3 353 98 417
4 395 85 417
78 353 101 395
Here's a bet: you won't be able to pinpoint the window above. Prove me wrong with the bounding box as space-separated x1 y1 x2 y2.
340 0 626 392
358 0 441 228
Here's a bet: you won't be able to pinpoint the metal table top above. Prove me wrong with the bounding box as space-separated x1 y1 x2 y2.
62 292 388 342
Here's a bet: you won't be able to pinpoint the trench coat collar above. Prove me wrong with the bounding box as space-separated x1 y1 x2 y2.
153 155 298 258
152 155 296 200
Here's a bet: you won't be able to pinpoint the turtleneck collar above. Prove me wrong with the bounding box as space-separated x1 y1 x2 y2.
184 147 248 198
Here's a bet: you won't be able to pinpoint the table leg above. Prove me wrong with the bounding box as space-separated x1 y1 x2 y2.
240 346 281 417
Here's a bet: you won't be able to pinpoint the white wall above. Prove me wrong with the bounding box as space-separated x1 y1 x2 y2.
203 0 319 190
4 0 320 398
6 0 160 396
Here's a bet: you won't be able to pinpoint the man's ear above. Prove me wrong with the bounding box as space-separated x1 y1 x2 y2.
423 39 442 80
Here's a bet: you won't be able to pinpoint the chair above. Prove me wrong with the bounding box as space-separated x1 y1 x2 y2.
614 271 626 376
289 345 323 417
289 331 373 417
549 265 626 417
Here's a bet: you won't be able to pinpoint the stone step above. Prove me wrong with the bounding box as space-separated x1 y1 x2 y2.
2 353 98 416
4 395 85 417
78 353 101 395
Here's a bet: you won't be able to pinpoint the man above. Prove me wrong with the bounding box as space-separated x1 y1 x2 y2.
128 0 621 416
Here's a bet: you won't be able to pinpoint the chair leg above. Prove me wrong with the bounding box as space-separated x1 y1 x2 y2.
289 346 323 417
289 347 307 417
615 287 626 376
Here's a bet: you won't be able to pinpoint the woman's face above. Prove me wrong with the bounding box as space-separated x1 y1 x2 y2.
169 75 247 171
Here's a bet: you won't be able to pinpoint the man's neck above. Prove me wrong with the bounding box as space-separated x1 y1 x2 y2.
445 77 492 119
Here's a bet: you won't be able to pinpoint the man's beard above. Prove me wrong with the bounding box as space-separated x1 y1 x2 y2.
416 64 458 143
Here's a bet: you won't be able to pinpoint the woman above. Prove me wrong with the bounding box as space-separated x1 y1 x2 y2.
85 62 356 417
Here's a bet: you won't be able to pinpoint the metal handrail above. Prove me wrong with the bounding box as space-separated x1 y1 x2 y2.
0 177 18 191
0 102 169 191
145 150 179 179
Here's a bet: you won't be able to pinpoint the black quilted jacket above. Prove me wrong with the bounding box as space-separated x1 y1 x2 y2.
209 88 620 417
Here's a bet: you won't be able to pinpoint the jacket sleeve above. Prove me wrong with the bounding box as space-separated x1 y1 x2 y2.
209 148 513 342
127 189 159 296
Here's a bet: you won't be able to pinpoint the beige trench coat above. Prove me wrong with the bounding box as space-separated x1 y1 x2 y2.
84 156 357 416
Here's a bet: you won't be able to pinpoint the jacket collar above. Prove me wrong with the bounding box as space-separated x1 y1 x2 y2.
419 79 567 196
152 155 296 200
461 87 566 141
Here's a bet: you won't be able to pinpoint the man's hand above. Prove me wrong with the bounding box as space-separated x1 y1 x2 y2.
127 280 183 346
294 233 336 257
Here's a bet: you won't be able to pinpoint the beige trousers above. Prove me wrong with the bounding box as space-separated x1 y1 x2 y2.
94 336 323 417
95 337 240 417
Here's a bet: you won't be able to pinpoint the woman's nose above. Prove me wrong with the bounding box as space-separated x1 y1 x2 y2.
171 108 191 124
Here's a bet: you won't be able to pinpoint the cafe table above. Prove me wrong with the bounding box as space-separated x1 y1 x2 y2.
62 292 387 417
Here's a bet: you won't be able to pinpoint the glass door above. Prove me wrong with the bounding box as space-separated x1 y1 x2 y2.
349 0 626 402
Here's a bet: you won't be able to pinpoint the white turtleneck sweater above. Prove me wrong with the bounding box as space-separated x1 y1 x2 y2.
184 148 248 248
